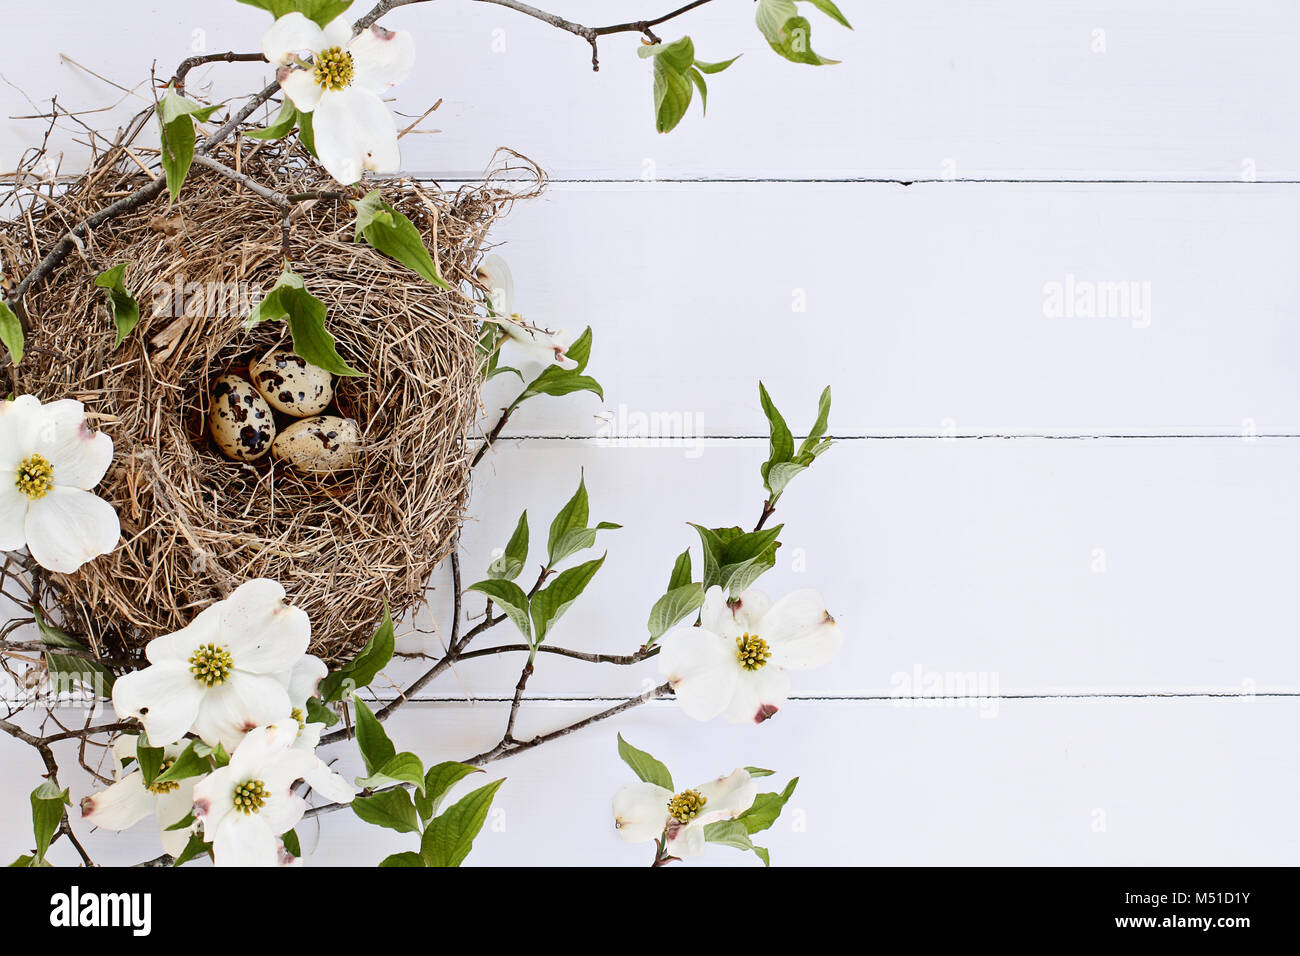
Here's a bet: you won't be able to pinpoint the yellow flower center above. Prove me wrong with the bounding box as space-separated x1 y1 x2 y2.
188 643 234 687
666 788 707 823
232 779 270 815
146 759 179 794
15 453 54 500
291 707 306 728
313 46 354 91
736 633 771 671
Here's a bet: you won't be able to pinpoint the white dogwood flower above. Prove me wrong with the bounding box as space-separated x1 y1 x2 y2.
476 255 577 369
613 768 756 859
79 735 198 857
0 395 119 573
262 12 415 185
658 586 843 723
111 579 308 749
192 719 353 866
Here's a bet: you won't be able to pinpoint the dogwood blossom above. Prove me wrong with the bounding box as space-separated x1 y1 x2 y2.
0 395 119 573
658 585 843 723
262 12 414 185
79 736 198 857
476 255 577 369
613 768 756 859
111 579 308 749
192 719 353 866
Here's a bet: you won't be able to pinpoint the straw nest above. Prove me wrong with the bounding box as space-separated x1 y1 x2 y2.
0 139 536 665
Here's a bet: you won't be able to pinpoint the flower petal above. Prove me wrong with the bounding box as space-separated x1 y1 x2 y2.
0 479 29 551
319 13 354 48
349 24 415 93
111 660 205 746
79 772 154 831
23 486 119 573
192 765 235 830
722 666 791 724
277 66 324 113
657 627 739 722
303 761 355 805
0 395 44 465
190 672 293 751
284 654 327 707
258 788 308 836
144 605 223 666
612 781 673 843
498 319 578 370
34 399 113 490
695 768 758 822
262 11 327 65
666 819 707 859
761 589 844 670
211 811 279 867
476 254 515 316
218 579 311 674
155 781 198 857
312 87 399 185
227 719 299 778
700 585 771 639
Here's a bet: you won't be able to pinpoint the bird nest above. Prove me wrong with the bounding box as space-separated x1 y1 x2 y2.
0 140 534 665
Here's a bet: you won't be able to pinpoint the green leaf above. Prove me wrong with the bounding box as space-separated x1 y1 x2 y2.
351 191 450 289
163 810 196 832
352 787 420 833
487 510 529 581
379 851 425 867
236 0 353 27
735 777 799 834
420 778 505 867
44 652 115 695
136 736 166 787
517 367 604 403
529 554 605 644
647 582 705 642
415 762 483 822
297 108 318 156
281 828 301 858
547 476 589 564
246 267 361 376
745 766 776 778
305 696 340 727
8 855 35 867
687 68 709 116
351 696 396 776
244 100 300 141
759 381 795 488
94 263 141 348
171 831 209 866
468 579 531 642
695 55 741 74
320 605 395 702
642 37 696 133
797 385 833 460
805 0 852 29
156 89 221 201
356 752 426 793
154 740 212 784
753 845 771 866
703 818 754 851
279 286 362 376
616 734 673 790
0 301 24 366
33 608 86 650
767 14 840 65
691 523 783 595
564 326 594 374
667 549 693 591
30 781 68 861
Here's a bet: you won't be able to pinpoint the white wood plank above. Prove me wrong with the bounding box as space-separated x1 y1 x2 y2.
4 2 1299 180
395 437 1300 698
12 697 1296 866
479 181 1300 438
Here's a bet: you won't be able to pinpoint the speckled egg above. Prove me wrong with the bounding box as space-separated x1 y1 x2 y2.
271 415 360 474
250 349 334 417
209 375 276 461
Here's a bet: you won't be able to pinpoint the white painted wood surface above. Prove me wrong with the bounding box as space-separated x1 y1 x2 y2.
1 1 1297 866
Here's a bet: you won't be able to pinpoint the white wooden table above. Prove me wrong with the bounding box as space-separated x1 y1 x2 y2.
1 0 1297 866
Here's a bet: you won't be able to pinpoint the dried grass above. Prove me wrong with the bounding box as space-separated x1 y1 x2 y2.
0 131 539 664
